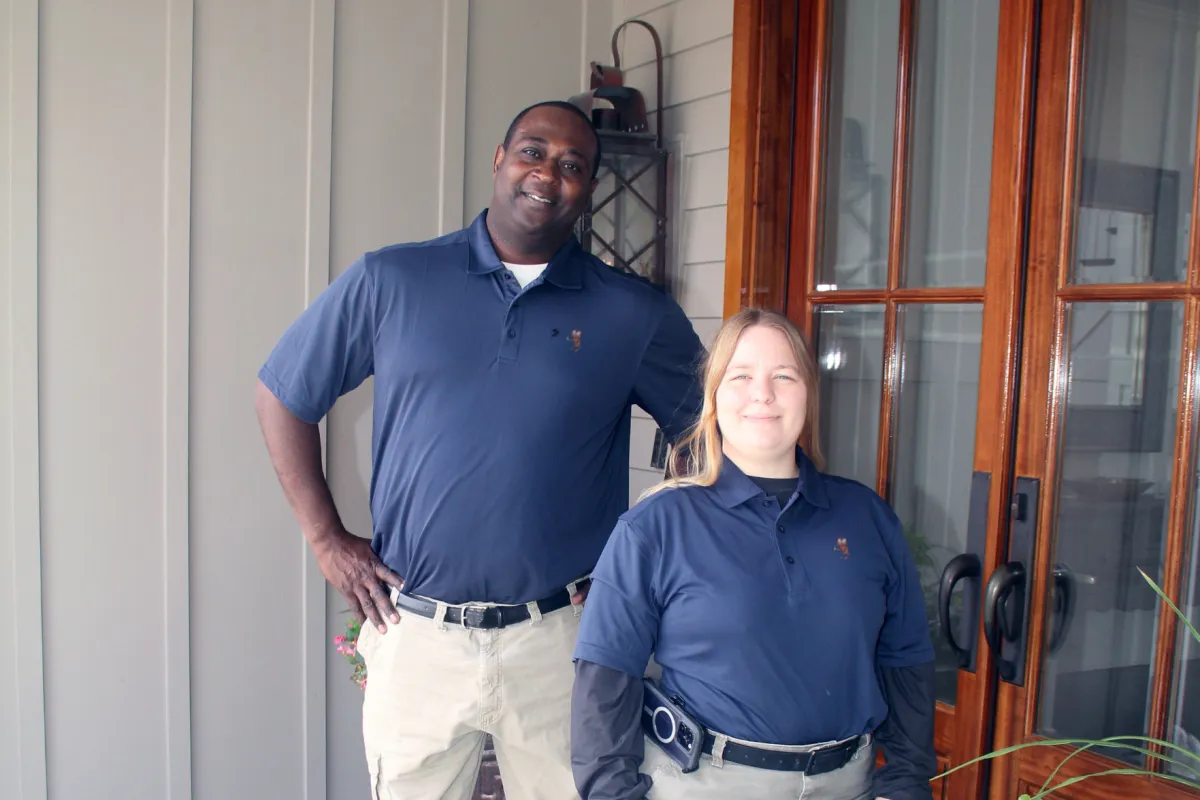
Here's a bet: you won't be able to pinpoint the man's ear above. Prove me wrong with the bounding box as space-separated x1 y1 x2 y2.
493 144 505 175
588 177 599 196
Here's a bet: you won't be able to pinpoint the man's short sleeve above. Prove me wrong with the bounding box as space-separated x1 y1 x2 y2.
875 502 937 668
258 256 376 424
631 296 704 443
574 519 660 678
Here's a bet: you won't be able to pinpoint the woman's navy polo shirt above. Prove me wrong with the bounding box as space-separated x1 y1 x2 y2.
574 452 935 746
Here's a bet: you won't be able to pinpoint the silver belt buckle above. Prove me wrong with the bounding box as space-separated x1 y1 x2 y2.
459 603 490 629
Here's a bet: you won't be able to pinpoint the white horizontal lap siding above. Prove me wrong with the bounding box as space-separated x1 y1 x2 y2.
619 0 732 501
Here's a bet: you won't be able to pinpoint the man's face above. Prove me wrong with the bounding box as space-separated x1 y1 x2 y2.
491 106 597 242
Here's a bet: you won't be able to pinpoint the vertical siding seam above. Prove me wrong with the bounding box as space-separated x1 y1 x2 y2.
302 2 335 799
161 0 195 797
8 1 47 797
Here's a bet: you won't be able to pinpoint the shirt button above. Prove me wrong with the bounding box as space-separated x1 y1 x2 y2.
786 556 795 565
777 525 785 534
507 329 516 338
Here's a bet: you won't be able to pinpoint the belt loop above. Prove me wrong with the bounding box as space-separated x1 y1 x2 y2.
709 734 728 768
565 581 583 616
526 601 543 625
433 601 448 632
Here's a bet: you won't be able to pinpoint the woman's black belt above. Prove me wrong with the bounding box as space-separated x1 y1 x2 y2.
700 733 864 774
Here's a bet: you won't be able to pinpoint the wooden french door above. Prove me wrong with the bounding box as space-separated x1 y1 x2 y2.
777 0 1038 795
988 0 1200 797
729 0 1200 797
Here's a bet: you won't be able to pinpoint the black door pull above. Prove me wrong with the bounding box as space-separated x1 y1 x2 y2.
938 553 981 668
984 562 1026 682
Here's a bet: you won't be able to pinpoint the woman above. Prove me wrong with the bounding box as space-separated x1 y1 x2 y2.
570 309 936 800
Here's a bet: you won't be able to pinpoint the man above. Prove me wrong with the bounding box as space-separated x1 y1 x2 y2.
254 100 705 800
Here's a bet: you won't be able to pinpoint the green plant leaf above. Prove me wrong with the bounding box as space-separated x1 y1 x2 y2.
936 735 1200 782
1037 735 1200 792
1139 567 1200 644
1031 766 1200 798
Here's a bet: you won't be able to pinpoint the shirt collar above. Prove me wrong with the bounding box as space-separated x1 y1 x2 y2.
465 210 584 290
711 448 830 510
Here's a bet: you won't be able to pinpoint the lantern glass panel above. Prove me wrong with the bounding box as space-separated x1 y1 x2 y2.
579 144 668 285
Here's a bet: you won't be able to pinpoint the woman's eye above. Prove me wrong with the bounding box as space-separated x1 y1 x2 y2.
774 374 796 381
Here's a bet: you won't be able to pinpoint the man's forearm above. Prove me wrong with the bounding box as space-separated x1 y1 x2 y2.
254 379 345 547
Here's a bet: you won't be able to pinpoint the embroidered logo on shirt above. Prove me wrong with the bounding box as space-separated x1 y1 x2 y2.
835 537 850 559
569 329 582 352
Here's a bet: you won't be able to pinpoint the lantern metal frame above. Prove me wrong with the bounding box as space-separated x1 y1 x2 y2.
573 19 671 288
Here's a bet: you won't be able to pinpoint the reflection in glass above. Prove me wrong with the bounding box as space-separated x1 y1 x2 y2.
815 305 885 488
1037 301 1183 767
903 0 999 288
890 305 984 705
819 0 899 290
1069 1 1198 284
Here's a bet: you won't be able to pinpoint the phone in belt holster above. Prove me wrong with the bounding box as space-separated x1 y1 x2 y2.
642 678 705 773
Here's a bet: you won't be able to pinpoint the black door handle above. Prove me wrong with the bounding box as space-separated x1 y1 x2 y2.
983 562 1026 682
1047 564 1078 654
938 553 981 668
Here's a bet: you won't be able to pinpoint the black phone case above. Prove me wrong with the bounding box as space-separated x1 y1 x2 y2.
642 678 705 773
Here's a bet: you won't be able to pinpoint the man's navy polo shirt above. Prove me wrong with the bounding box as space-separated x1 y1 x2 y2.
574 452 935 745
258 211 704 604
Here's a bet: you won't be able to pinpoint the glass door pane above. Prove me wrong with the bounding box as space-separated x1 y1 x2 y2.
890 304 985 706
1069 0 1198 286
1037 301 1185 763
903 0 1000 288
1170 468 1200 781
819 0 900 290
815 305 886 487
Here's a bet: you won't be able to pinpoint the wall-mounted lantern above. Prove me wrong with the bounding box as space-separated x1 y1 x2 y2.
569 20 669 288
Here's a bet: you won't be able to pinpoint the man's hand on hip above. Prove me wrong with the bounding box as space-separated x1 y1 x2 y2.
313 528 404 633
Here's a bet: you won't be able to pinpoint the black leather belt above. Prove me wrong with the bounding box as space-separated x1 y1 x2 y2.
392 583 583 630
701 733 864 774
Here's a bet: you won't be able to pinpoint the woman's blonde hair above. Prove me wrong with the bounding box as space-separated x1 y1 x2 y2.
640 308 824 500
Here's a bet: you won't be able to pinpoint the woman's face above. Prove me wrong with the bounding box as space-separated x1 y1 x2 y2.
715 325 807 468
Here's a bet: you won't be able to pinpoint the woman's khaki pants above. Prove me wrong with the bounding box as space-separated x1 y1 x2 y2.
643 731 876 799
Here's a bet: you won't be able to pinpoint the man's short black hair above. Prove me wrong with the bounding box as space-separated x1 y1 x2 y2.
502 100 602 179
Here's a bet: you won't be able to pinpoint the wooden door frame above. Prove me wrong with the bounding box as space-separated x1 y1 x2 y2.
723 0 811 318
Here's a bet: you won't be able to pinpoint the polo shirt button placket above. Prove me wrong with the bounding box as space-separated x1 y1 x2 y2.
500 308 521 360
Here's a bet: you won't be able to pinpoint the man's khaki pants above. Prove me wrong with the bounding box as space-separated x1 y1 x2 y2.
356 593 582 800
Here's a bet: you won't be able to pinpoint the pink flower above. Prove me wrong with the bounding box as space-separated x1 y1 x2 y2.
334 635 346 645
